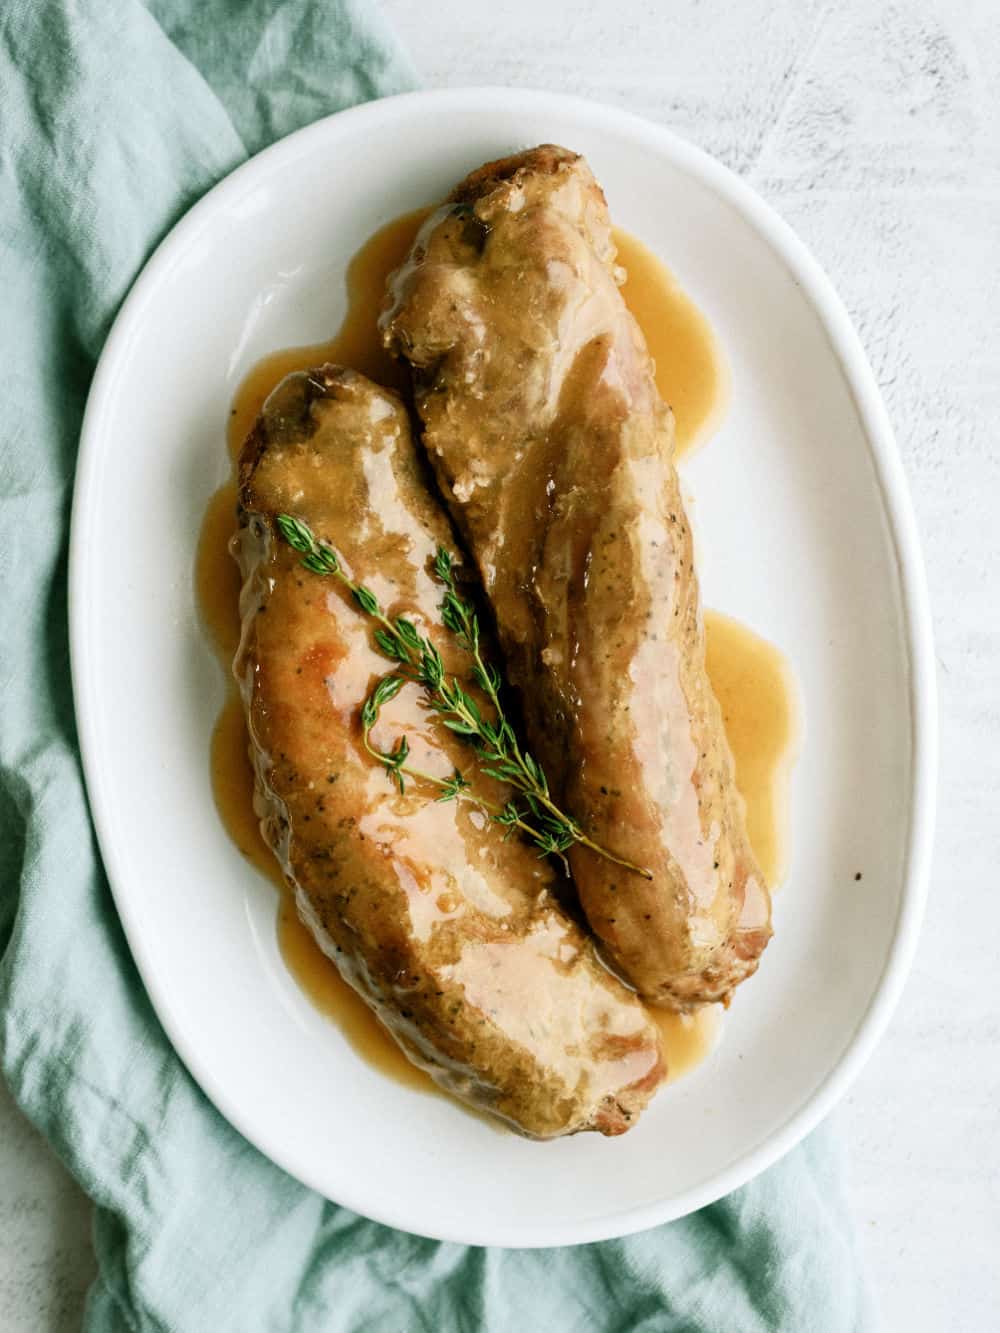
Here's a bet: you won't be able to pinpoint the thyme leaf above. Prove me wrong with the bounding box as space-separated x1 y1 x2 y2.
276 513 651 880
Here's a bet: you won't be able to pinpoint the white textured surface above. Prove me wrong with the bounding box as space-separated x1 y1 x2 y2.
2 0 997 1326
0 1078 94 1331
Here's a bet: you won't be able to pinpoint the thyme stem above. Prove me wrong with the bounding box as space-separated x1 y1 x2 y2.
275 513 652 880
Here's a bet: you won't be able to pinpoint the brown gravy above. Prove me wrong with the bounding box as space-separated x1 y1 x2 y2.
196 208 796 1094
615 229 726 460
705 611 798 893
225 209 429 460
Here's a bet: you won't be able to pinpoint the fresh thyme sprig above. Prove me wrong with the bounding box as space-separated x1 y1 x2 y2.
274 513 651 879
431 548 652 874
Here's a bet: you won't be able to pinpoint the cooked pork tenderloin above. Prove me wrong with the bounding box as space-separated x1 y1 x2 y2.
233 364 664 1135
382 147 771 1009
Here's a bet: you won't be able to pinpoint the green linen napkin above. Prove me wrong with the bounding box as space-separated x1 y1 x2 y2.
0 2 874 1328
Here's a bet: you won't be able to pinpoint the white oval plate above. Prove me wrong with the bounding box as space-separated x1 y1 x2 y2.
70 88 936 1247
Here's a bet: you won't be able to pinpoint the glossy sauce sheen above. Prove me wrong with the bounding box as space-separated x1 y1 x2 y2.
382 150 774 1010
196 209 796 1089
615 229 726 461
197 499 428 1089
224 210 429 461
239 366 664 1136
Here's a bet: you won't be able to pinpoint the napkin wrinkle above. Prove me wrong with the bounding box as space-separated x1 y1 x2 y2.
144 0 418 157
91 1210 147 1333
568 1241 642 1328
698 1200 785 1326
4 1 247 363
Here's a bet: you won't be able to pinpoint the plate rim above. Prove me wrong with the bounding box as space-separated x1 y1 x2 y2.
69 85 937 1247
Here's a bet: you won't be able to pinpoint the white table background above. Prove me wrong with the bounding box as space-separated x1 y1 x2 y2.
2 0 997 1327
